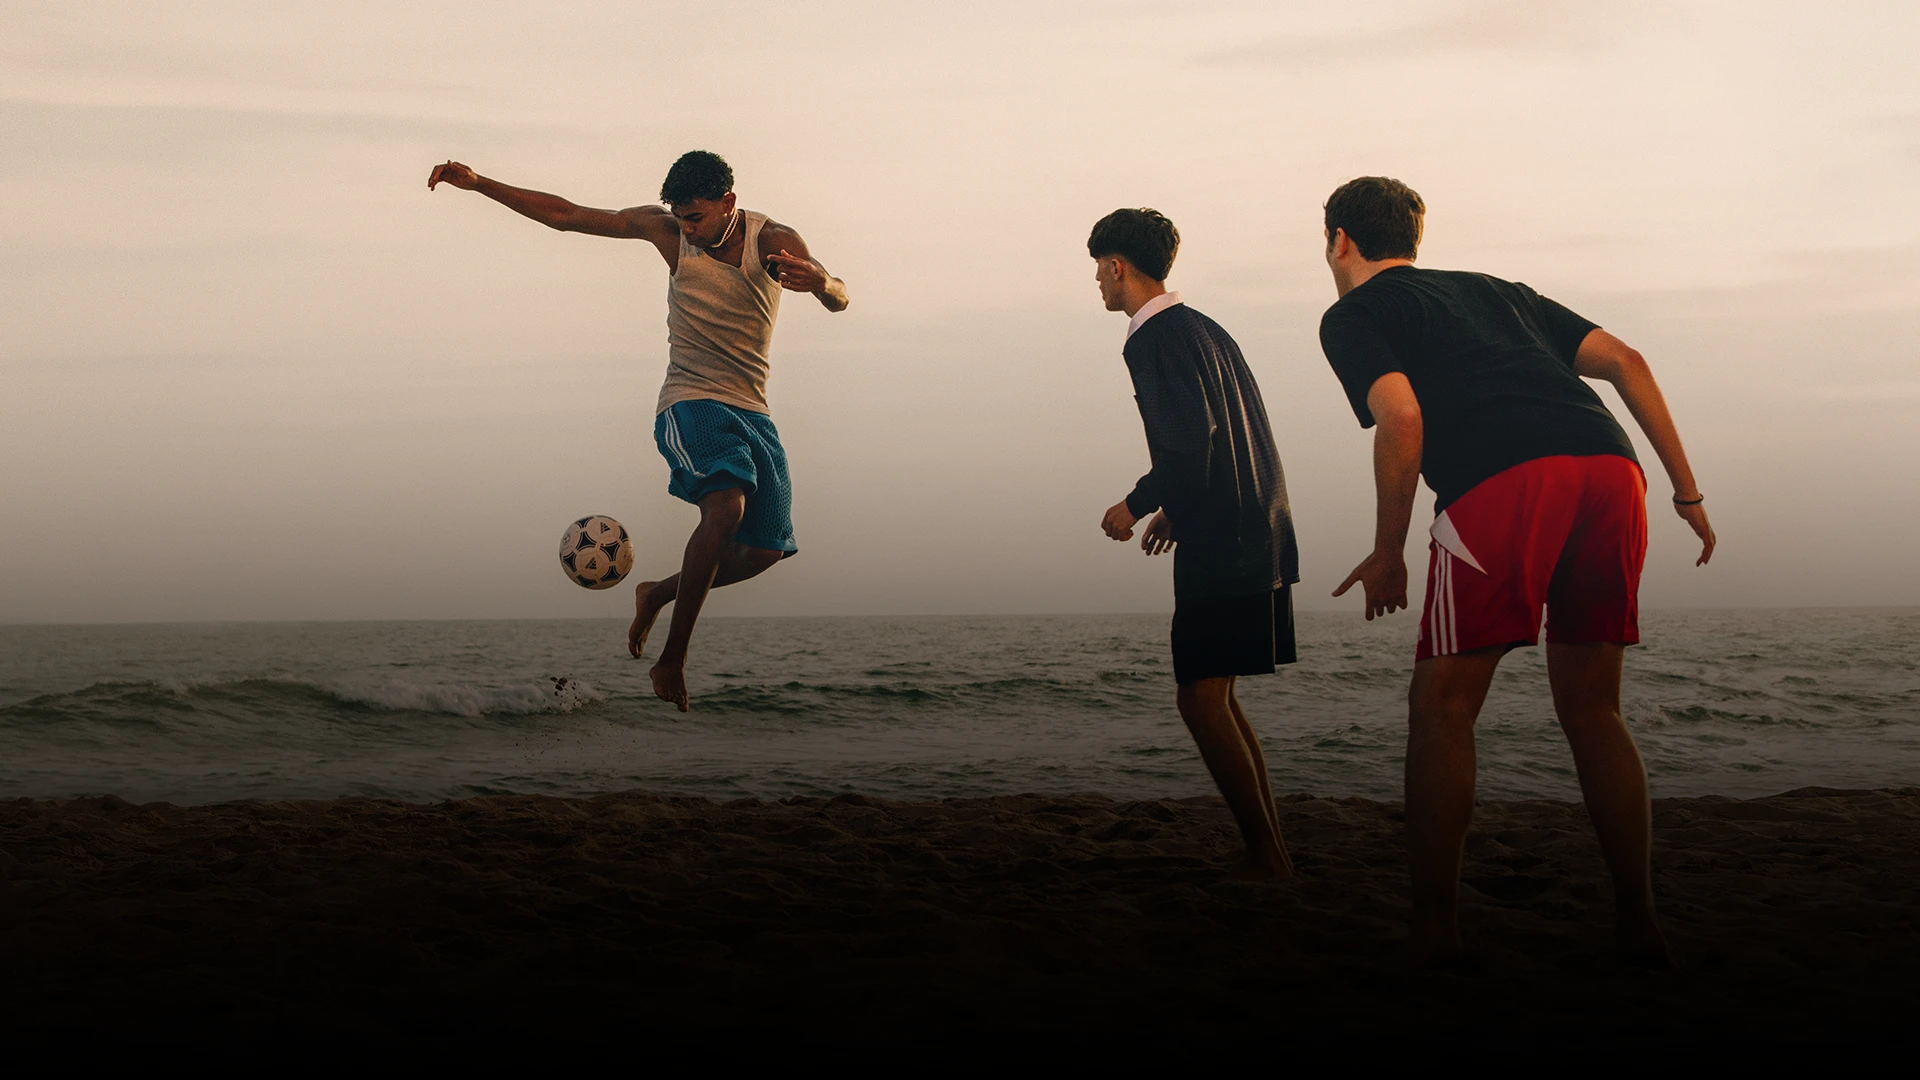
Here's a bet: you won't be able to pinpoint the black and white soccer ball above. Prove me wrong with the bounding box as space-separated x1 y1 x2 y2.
558 515 634 591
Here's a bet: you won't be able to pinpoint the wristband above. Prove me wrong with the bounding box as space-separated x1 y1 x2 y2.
1672 493 1704 506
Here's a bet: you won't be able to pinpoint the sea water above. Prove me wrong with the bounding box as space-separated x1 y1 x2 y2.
1 610 1916 805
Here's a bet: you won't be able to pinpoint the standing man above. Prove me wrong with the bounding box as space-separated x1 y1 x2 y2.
1316 177 1715 966
1090 208 1302 881
428 151 848 711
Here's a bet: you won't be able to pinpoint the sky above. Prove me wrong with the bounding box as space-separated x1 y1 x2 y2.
2 1 1917 623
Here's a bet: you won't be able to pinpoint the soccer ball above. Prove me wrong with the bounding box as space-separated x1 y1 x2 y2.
558 515 634 591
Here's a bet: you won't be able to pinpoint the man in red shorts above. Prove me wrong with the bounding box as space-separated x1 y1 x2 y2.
1317 177 1717 967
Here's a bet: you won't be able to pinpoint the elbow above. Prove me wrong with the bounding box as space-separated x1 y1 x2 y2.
1617 347 1651 382
1372 408 1424 461
1592 345 1651 386
1373 402 1423 437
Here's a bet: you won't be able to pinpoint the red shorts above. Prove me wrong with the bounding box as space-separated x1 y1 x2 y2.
1416 454 1646 662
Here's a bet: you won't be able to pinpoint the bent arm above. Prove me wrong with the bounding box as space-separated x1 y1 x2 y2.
1123 352 1212 526
1573 329 1699 499
760 222 848 312
1574 328 1716 564
1367 373 1423 556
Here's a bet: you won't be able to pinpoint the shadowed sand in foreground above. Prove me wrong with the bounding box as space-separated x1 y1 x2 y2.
3 789 1915 1059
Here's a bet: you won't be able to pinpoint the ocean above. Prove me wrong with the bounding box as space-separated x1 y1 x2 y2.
1 609 1916 806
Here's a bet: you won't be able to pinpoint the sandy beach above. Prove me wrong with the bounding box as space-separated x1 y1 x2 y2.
3 788 1916 1061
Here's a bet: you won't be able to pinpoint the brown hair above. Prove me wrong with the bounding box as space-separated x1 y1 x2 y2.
1324 177 1425 261
1088 208 1180 282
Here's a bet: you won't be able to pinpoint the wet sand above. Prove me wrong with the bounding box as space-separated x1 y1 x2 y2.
3 788 1916 1061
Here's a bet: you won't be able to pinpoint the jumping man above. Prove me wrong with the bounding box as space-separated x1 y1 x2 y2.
1317 177 1715 966
428 151 847 711
1090 209 1302 881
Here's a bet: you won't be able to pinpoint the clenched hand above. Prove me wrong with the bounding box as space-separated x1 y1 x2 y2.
1101 500 1138 541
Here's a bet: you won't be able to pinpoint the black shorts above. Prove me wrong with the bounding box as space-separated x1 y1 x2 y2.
1170 586 1297 685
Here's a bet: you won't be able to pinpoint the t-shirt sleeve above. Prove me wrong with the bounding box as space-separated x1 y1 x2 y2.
1318 302 1403 429
1520 285 1600 367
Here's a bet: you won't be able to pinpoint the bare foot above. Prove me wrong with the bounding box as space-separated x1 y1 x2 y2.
650 658 690 712
628 580 668 659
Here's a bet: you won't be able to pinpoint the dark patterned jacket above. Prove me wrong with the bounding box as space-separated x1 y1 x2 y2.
1123 303 1300 599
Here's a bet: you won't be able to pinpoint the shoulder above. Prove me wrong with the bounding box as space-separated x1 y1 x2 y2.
611 204 677 244
1463 271 1566 316
1322 267 1441 326
1437 268 1534 306
1319 288 1380 337
1175 305 1243 352
756 215 805 252
1128 304 1200 351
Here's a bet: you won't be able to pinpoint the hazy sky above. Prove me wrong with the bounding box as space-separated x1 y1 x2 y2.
3 1 1917 623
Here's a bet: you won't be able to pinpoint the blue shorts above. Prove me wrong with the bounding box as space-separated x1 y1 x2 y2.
654 400 798 555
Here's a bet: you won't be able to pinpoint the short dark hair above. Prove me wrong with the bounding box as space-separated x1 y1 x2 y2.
1323 177 1425 261
660 151 734 206
1087 208 1179 282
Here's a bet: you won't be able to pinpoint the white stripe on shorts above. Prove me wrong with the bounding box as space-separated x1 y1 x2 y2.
1446 549 1459 654
663 410 696 475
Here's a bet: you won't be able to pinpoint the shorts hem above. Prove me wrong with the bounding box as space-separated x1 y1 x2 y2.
1173 659 1291 686
1418 630 1535 663
671 470 756 505
731 529 797 555
1543 632 1641 646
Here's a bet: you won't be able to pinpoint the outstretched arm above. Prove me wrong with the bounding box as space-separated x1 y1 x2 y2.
426 160 678 258
759 221 848 312
1574 329 1716 565
1333 373 1422 619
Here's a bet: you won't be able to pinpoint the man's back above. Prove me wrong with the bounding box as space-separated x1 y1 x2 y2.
1319 266 1636 510
1124 304 1298 598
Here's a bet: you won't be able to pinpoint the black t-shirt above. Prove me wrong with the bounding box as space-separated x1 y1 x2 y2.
1124 304 1299 599
1319 266 1637 511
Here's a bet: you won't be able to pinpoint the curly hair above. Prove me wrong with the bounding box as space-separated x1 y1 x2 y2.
1323 176 1425 261
1087 208 1180 282
660 150 734 206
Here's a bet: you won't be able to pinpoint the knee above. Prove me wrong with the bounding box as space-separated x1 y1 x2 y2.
1407 697 1478 744
698 490 746 531
1176 678 1229 718
1557 704 1627 738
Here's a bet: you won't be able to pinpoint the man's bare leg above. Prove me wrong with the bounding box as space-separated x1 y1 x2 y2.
1404 646 1504 966
642 489 781 712
628 541 783 659
1227 686 1284 844
1177 676 1292 880
1546 642 1672 968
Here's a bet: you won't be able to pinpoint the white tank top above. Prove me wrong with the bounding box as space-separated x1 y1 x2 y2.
656 210 783 415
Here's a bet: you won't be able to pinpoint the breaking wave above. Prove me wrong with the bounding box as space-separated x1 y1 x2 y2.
0 675 604 729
